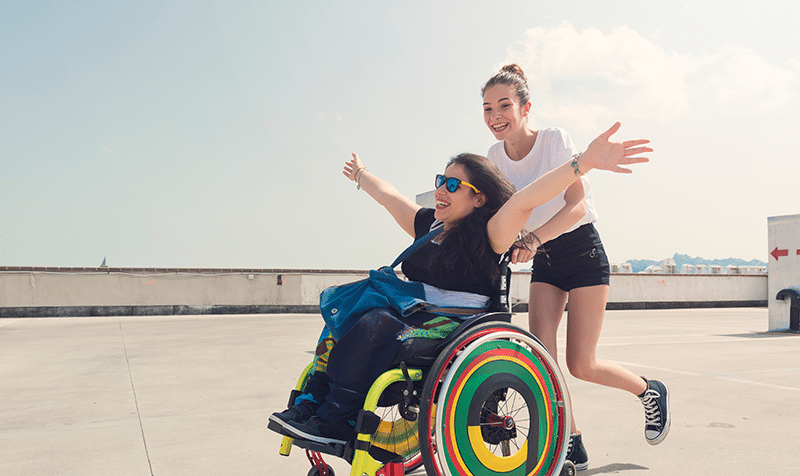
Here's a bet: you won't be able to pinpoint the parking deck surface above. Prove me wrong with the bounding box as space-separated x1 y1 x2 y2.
1 308 798 475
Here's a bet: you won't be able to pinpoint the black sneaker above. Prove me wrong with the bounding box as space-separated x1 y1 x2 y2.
639 378 670 445
269 401 319 430
565 432 588 470
282 415 356 446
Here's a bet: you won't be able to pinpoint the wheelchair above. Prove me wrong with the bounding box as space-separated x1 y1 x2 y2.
269 256 576 476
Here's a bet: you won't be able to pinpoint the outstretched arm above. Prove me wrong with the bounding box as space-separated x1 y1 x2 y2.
487 122 650 253
343 153 421 237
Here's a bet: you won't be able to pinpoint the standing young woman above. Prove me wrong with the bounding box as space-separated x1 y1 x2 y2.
481 64 670 470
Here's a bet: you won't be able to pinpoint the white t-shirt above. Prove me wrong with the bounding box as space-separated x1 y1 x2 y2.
486 127 598 239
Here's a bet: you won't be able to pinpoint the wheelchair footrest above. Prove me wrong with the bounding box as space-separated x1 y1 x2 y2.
269 420 354 461
291 436 353 461
267 420 289 437
270 420 404 468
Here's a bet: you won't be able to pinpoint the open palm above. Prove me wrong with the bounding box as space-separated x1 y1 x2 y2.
584 122 651 173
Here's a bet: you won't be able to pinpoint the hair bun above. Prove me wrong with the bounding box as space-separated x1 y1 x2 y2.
501 63 526 79
482 62 530 104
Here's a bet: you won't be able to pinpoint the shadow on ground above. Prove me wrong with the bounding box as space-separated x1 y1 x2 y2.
584 463 649 474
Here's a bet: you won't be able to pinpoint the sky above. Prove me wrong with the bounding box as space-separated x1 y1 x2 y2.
2 1 799 270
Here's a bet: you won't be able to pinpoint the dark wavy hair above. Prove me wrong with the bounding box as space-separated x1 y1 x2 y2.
430 153 516 288
481 63 530 105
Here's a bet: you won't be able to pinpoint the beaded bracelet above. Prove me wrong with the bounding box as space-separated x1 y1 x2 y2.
570 152 585 176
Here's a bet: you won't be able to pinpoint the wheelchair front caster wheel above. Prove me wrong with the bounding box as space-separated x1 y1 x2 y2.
560 460 576 476
307 466 335 476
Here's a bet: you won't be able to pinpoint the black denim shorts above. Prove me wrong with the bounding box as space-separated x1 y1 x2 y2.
530 223 610 291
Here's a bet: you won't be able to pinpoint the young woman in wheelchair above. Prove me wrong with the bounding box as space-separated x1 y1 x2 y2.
270 122 652 446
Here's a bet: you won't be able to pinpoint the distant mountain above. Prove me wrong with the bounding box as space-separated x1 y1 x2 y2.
624 253 767 273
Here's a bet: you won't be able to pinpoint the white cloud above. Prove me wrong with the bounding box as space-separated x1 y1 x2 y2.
694 46 798 113
505 22 799 127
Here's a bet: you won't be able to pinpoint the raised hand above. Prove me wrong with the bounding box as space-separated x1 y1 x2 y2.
582 122 651 173
343 152 365 182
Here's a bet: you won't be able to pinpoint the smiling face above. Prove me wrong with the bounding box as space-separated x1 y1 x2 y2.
482 84 530 141
434 163 486 227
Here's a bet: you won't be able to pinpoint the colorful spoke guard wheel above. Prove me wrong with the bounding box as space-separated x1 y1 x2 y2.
420 322 572 476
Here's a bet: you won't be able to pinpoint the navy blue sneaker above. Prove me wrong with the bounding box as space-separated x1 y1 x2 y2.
639 378 670 445
282 415 356 445
269 401 319 431
566 432 588 470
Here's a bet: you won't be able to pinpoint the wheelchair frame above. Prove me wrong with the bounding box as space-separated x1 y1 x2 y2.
271 256 576 476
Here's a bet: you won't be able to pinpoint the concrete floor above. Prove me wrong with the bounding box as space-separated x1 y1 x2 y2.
1 308 798 475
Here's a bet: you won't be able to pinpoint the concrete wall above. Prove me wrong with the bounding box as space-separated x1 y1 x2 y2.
1 270 300 307
0 266 767 317
604 273 767 309
510 271 766 310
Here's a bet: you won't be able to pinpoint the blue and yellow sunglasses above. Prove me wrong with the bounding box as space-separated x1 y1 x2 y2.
435 174 481 194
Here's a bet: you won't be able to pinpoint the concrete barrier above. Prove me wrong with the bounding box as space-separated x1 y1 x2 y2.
0 266 768 317
604 273 766 310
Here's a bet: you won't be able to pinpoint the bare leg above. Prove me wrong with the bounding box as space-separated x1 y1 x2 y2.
564 285 647 396
527 281 577 433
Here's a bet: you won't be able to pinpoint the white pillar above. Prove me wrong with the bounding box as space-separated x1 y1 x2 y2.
767 214 800 331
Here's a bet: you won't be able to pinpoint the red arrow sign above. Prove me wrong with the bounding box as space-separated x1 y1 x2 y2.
772 247 789 261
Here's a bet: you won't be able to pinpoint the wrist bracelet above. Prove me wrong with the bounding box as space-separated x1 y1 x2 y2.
355 167 368 190
571 152 585 176
530 231 542 248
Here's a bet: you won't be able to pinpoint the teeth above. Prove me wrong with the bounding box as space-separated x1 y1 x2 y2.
492 123 508 131
436 200 449 207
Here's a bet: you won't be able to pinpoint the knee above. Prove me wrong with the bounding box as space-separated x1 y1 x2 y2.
566 356 595 382
348 308 389 333
347 310 379 333
342 307 404 343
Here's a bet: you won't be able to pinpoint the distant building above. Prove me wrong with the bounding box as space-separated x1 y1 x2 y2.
660 258 677 273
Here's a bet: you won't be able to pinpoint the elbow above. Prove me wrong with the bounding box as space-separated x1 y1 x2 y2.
564 194 586 218
509 193 538 216
575 200 587 217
